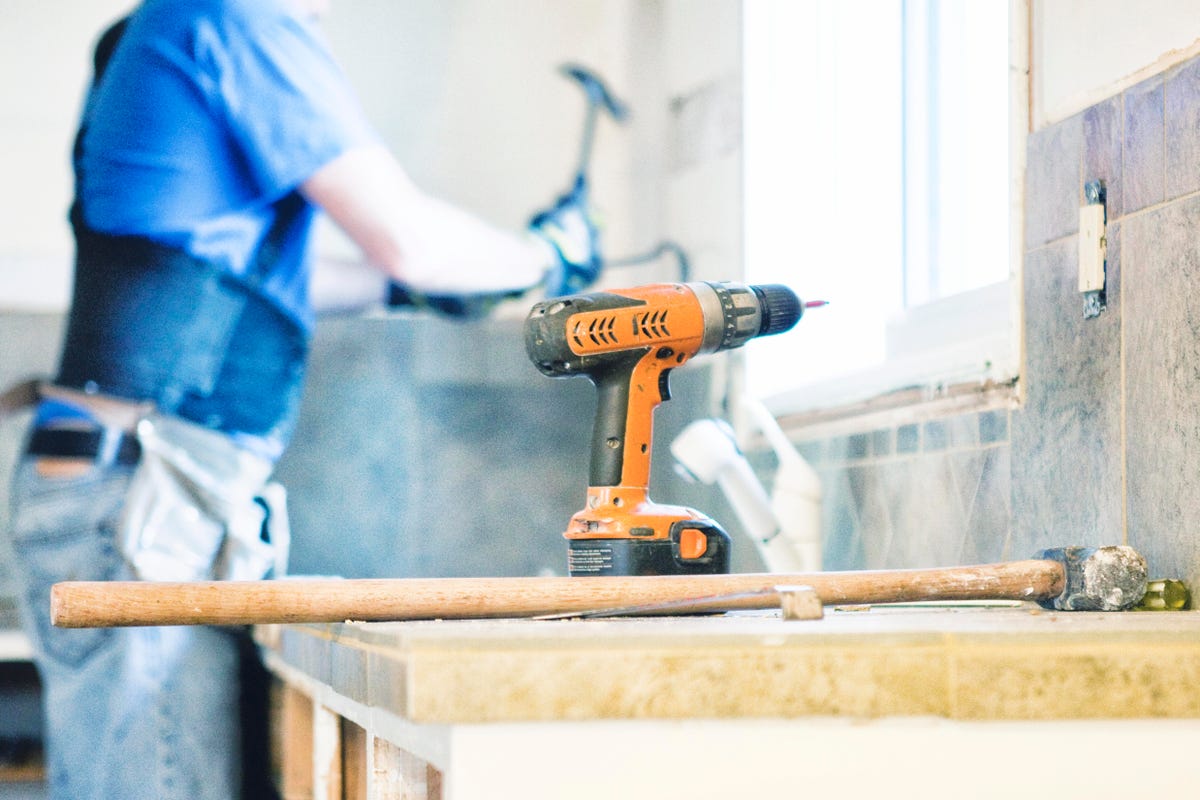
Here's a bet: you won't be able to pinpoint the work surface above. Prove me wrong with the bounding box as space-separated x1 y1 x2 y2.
258 604 1200 723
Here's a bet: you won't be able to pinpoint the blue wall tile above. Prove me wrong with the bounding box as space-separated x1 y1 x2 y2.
820 468 865 571
979 409 1009 444
1165 57 1200 202
871 428 893 457
1123 75 1165 213
1083 94 1124 218
277 316 731 579
1123 194 1200 585
923 419 949 451
1025 113 1081 248
897 423 920 454
1010 232 1123 558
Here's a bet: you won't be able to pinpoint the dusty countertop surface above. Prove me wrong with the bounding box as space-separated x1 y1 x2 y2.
258 604 1200 724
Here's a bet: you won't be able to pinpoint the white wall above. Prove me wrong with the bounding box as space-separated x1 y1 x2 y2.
0 0 135 310
320 0 649 257
1033 0 1200 128
661 0 742 285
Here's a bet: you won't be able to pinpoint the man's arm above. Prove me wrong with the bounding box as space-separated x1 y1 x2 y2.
301 144 557 296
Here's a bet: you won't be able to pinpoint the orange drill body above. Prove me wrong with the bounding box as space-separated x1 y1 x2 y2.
525 281 804 576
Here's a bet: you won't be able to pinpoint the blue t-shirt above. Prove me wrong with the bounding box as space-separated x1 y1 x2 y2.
76 0 379 332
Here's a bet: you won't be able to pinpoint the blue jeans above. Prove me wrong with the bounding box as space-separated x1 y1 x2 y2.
7 457 242 800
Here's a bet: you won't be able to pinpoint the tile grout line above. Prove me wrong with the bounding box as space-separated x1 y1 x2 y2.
1119 208 1129 548
1025 191 1200 257
1120 86 1130 547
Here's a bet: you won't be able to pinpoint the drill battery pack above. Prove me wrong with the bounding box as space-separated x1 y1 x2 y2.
566 521 731 576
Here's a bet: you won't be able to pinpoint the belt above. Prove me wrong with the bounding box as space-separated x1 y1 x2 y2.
26 427 142 466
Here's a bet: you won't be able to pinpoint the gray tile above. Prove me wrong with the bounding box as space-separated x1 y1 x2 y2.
923 420 949 452
897 424 920 454
946 450 985 563
884 455 964 568
1083 94 1124 219
819 467 865 572
331 639 369 705
946 413 980 449
870 461 913 569
276 315 605 580
796 440 824 466
826 436 861 464
1165 56 1200 202
979 409 1009 444
1123 194 1200 587
846 433 870 461
956 447 1011 564
852 464 893 570
1123 75 1165 214
1010 234 1123 558
1025 112 1081 248
870 428 893 458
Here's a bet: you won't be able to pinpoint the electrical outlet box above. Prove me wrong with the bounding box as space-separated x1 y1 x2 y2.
1079 203 1106 293
1079 180 1107 319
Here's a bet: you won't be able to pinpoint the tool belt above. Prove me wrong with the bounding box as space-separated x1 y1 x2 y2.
57 224 309 440
2 379 144 466
115 411 290 583
27 426 141 466
0 378 42 419
2 379 290 583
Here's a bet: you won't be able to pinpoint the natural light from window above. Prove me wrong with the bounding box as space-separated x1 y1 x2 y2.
743 0 1012 409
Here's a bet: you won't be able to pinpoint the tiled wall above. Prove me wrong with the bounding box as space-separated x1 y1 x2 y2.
1023 54 1200 589
792 52 1200 589
272 314 738 579
787 410 1012 573
0 311 736 596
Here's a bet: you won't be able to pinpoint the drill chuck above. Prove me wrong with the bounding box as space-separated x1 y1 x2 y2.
694 282 803 354
753 284 804 337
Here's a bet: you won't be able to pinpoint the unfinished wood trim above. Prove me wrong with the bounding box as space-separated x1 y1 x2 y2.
342 718 368 800
314 703 342 800
369 734 443 800
270 680 314 800
776 378 1019 441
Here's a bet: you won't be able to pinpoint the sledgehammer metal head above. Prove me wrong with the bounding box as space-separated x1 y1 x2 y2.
1034 546 1148 611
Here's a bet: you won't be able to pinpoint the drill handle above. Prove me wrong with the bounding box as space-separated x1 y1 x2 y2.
589 352 666 488
590 366 634 487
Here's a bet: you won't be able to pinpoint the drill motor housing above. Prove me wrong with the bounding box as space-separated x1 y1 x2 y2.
525 281 803 576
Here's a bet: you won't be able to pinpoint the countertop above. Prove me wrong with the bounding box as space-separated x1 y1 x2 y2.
258 603 1200 723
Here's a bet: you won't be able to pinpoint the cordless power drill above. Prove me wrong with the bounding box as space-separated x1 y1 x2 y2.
525 281 812 576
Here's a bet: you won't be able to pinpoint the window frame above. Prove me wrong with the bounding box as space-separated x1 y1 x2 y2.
739 0 1029 427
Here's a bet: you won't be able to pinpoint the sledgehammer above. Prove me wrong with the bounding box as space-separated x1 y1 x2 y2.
49 546 1147 628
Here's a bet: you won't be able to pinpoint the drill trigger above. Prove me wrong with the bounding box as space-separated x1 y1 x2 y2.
658 368 672 402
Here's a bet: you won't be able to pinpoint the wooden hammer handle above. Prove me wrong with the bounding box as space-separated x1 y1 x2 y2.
50 560 1065 628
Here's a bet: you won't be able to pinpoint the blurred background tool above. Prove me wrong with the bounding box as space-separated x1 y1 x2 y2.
549 63 692 284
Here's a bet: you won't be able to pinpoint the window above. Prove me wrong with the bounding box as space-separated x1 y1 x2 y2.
742 0 1022 414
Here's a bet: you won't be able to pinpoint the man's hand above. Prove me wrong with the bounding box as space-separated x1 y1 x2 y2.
528 175 603 297
385 284 525 320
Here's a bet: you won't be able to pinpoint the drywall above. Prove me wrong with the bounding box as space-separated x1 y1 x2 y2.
1034 0 1200 128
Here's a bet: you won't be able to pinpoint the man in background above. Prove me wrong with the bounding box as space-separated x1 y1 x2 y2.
5 1 600 798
